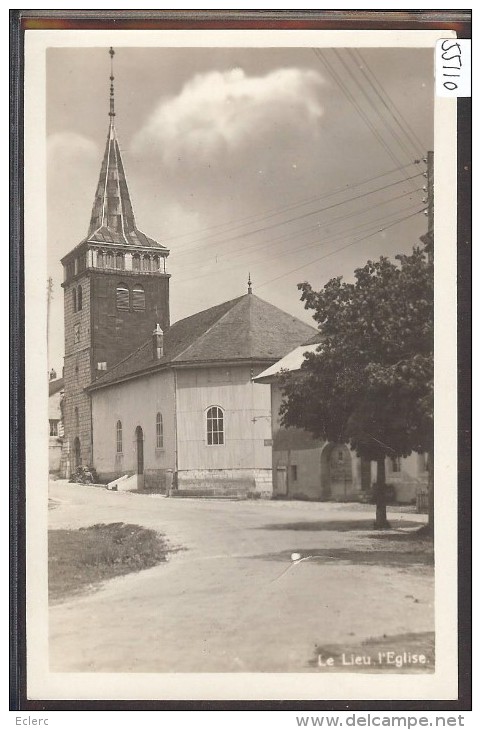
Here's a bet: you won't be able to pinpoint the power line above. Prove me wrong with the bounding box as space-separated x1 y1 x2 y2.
171 171 423 258
347 49 423 159
313 49 418 194
174 207 423 286
175 188 422 273
255 208 423 290
334 49 418 163
353 49 427 156
162 161 418 248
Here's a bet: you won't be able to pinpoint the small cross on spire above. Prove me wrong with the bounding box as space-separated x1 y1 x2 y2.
109 47 115 119
247 273 252 294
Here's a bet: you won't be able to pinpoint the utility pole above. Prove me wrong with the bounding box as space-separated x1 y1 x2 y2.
420 151 434 264
47 277 53 368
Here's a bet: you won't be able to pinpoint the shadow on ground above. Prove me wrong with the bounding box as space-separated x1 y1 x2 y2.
309 631 435 672
253 546 434 568
258 519 421 532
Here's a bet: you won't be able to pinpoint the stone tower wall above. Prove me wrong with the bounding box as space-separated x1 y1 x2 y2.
63 273 93 468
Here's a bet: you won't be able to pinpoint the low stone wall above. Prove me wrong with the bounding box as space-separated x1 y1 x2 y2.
176 468 273 499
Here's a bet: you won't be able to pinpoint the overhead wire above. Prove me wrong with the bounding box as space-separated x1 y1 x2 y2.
161 161 419 248
174 208 423 286
333 49 418 164
174 187 422 273
255 208 424 290
352 49 427 156
171 171 423 258
312 49 419 194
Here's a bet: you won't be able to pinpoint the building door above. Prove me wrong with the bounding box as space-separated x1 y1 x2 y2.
73 437 81 469
321 443 353 499
135 426 144 489
329 444 352 499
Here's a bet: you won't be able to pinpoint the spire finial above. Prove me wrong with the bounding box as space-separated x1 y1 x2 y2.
109 47 115 119
247 272 252 294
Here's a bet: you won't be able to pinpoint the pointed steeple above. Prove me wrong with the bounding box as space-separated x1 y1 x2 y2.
86 48 167 250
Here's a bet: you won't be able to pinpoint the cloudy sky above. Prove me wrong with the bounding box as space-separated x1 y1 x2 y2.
47 46 433 374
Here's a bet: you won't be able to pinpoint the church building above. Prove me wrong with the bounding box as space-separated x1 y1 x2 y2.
60 49 317 496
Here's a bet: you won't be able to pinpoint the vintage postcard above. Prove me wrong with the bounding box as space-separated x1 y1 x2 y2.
21 24 463 703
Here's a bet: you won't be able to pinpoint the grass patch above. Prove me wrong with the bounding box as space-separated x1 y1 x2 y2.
49 522 170 602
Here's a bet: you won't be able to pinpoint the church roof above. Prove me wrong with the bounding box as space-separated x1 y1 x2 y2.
85 122 167 250
89 293 318 391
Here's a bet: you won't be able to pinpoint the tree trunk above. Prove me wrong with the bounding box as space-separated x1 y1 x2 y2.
374 457 390 529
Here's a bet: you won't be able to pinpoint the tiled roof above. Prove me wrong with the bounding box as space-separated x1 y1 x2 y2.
89 293 318 391
86 122 167 251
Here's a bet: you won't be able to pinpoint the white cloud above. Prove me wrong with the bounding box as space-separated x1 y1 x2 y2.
132 67 324 162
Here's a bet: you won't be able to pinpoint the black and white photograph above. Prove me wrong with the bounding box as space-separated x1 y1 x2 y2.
22 27 461 702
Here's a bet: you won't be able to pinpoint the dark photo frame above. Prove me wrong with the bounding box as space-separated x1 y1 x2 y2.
10 9 471 712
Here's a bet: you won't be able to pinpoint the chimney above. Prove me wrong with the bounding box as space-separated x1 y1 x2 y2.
153 324 164 360
49 368 57 381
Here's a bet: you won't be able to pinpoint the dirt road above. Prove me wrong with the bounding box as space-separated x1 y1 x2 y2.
49 480 433 673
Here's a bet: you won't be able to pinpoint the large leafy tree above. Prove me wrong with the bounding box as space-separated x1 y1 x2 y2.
279 247 433 530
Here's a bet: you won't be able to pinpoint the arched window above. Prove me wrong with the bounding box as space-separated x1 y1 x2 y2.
97 250 105 268
153 255 160 271
106 252 114 269
116 420 123 453
72 288 77 312
156 412 163 449
77 285 83 311
115 253 125 270
74 406 79 430
132 284 145 311
116 283 130 311
132 254 141 271
142 255 151 271
207 406 224 445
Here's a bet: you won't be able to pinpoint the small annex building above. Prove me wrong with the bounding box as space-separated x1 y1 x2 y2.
88 292 317 498
254 342 429 504
48 372 64 473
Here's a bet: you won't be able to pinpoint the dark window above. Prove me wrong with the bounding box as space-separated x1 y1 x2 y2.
132 254 141 271
106 252 114 268
156 412 163 449
115 253 125 270
143 255 151 271
74 437 81 468
391 457 401 473
337 450 344 462
132 285 145 311
153 255 160 270
49 419 59 437
72 288 77 312
116 284 130 311
290 465 298 482
116 420 123 453
97 251 105 268
207 406 224 445
77 285 83 311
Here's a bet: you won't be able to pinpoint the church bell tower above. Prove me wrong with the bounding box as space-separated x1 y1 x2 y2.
61 48 170 469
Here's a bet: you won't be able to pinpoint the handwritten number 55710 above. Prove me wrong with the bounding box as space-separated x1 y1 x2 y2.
440 40 462 91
